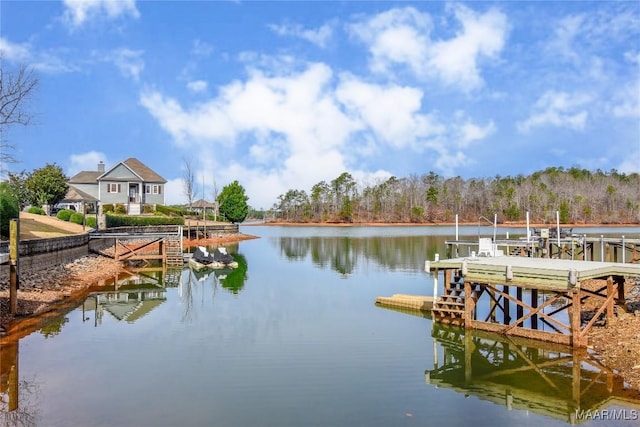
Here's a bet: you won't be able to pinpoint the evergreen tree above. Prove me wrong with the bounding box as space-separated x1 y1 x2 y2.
24 163 68 207
217 180 249 223
0 182 19 238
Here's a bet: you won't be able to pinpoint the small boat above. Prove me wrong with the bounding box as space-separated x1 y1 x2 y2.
188 246 238 271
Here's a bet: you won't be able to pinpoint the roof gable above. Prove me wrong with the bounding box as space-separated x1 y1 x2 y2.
98 157 167 183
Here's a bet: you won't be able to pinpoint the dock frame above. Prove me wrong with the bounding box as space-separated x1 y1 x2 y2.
427 256 640 347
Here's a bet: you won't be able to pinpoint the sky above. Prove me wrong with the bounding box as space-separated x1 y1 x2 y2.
1 0 639 209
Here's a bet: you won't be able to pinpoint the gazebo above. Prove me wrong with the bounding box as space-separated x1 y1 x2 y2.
59 186 99 229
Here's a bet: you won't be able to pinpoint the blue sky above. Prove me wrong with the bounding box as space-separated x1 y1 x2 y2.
1 1 639 209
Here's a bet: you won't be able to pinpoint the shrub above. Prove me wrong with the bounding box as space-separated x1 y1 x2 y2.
114 204 127 214
69 213 85 225
156 205 185 217
143 204 155 214
27 206 45 215
105 214 185 227
102 204 114 214
86 216 97 228
56 209 75 221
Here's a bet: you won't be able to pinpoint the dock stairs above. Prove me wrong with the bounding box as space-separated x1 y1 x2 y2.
431 275 483 326
165 236 183 267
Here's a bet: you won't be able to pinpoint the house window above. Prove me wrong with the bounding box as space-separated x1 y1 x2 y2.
107 183 121 193
145 185 161 194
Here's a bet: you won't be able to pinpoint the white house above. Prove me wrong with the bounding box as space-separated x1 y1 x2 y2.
67 158 167 215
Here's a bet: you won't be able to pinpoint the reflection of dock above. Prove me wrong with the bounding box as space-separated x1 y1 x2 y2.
427 256 640 347
426 324 640 424
83 273 168 325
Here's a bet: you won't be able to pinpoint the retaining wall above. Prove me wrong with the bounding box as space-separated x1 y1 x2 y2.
0 232 112 273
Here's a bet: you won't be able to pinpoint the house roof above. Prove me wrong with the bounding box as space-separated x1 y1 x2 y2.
119 157 167 183
68 157 167 184
68 171 102 184
191 199 216 208
60 185 98 202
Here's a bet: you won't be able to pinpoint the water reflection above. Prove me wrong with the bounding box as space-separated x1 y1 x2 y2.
80 269 176 326
275 235 443 275
426 323 640 423
1 338 39 427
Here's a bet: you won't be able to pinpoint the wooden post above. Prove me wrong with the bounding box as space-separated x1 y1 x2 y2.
464 280 473 329
444 269 452 290
606 277 615 321
9 219 20 314
617 276 626 305
516 287 523 324
503 285 510 324
531 289 539 329
570 289 584 347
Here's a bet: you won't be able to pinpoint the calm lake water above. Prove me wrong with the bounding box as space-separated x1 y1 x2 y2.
2 225 640 426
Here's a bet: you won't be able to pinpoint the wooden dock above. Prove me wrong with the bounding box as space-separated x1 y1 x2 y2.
89 226 183 267
375 294 433 311
426 255 640 347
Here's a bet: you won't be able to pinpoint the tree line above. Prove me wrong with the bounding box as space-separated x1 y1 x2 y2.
271 167 640 224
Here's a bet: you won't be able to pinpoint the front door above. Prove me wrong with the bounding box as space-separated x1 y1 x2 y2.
129 184 139 203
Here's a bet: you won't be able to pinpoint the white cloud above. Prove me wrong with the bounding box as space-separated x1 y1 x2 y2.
269 22 334 48
0 37 78 73
429 4 508 91
517 91 591 132
67 151 108 176
0 37 31 62
458 119 496 147
191 39 213 57
62 0 139 28
348 7 431 77
618 147 640 174
141 59 502 208
97 48 144 81
348 5 508 91
335 74 443 149
610 82 640 119
187 80 208 93
164 178 186 205
546 14 584 63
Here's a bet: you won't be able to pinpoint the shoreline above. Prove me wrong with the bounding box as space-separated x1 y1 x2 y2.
247 221 640 228
0 232 259 338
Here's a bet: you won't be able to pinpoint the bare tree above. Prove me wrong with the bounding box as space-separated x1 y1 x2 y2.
212 180 219 221
182 157 197 210
0 64 38 169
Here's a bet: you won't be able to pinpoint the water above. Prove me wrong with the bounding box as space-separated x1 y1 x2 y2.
1 225 639 426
